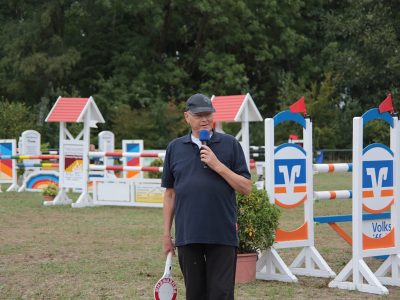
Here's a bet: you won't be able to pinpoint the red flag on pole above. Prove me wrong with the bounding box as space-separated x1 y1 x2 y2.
289 96 307 116
378 94 394 114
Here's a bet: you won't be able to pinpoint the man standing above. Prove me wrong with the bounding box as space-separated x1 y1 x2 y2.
162 93 252 300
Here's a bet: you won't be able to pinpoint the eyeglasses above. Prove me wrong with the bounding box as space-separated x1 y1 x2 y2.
188 112 213 120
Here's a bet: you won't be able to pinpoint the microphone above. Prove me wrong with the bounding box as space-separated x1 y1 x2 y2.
199 130 210 168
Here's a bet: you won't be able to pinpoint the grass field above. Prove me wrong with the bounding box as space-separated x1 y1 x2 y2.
0 172 399 299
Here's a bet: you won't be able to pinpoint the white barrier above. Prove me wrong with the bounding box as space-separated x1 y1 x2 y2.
79 150 165 208
92 178 164 208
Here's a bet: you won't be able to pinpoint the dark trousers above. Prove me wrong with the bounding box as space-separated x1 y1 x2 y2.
177 244 237 300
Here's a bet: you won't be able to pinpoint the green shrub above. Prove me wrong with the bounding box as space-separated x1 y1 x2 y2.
237 186 280 253
42 184 58 197
0 101 37 139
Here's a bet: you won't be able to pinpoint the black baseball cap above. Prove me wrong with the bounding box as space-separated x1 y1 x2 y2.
185 93 216 113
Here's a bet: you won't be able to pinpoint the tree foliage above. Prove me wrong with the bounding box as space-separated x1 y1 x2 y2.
0 101 37 139
0 1 398 149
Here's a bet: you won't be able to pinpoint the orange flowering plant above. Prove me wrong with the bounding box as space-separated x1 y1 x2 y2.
237 186 280 253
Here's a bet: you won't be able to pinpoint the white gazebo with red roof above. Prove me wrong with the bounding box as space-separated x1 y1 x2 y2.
211 93 263 166
45 96 105 207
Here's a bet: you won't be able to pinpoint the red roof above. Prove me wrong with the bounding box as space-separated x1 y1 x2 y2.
212 95 246 122
46 97 90 122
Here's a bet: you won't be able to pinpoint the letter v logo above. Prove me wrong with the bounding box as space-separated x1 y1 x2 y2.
366 167 388 197
278 165 301 193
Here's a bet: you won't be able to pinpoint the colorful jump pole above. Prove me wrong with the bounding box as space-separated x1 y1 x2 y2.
313 163 352 173
17 163 59 168
89 165 163 172
314 190 352 201
88 152 165 158
0 155 59 160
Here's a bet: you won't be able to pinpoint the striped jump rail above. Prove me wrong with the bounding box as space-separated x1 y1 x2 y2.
42 151 59 155
88 151 165 158
0 155 59 160
313 163 352 173
314 190 352 201
250 146 265 150
89 165 163 172
17 163 59 168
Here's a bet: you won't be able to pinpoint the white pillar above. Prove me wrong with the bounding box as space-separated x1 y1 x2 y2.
241 104 250 168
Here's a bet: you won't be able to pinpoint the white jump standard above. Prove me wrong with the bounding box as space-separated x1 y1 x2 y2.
258 101 335 283
329 106 400 295
44 96 105 207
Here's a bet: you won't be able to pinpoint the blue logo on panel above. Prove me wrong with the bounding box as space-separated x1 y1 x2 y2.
362 160 393 189
362 144 394 213
275 159 306 185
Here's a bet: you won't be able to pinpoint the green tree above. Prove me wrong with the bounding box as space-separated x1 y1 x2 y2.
321 0 400 108
0 101 37 139
111 100 187 149
276 73 339 149
0 0 399 150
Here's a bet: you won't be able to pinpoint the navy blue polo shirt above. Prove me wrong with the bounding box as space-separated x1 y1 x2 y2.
161 131 250 247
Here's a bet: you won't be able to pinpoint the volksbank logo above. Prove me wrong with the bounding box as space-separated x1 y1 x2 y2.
274 144 307 207
274 159 306 194
362 161 393 198
362 144 394 213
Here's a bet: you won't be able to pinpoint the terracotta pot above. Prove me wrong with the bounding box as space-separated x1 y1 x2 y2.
235 252 257 284
43 195 55 201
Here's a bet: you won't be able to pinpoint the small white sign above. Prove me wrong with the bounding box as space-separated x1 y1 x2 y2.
63 141 84 188
21 130 41 155
20 130 41 170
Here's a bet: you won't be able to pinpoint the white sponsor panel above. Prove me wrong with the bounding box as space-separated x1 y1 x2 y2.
62 141 84 188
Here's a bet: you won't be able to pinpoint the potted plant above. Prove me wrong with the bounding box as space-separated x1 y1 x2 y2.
42 183 58 201
235 186 280 284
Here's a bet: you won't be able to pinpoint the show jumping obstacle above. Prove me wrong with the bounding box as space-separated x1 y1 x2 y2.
328 106 400 294
257 107 335 283
41 97 164 208
2 94 258 207
259 95 400 295
88 148 165 208
0 137 60 192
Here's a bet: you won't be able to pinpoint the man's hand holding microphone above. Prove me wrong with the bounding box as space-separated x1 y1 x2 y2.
199 129 222 171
